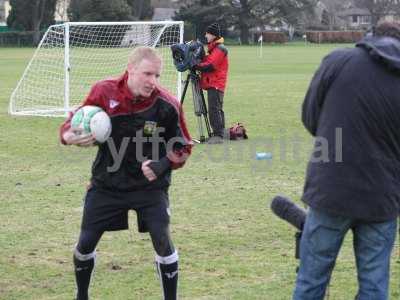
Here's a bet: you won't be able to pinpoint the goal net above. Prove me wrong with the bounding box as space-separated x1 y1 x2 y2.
9 21 184 117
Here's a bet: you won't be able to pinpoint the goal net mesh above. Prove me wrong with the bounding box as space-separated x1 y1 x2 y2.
9 22 183 117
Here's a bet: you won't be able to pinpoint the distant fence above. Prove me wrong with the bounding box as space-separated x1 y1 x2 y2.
305 31 365 43
0 29 366 47
257 32 288 44
252 30 365 44
0 31 45 47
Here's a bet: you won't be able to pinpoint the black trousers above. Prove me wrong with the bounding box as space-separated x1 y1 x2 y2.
207 88 225 137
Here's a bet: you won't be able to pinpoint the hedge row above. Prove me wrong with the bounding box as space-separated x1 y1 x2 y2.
0 31 45 46
0 30 366 46
305 31 365 43
255 32 288 44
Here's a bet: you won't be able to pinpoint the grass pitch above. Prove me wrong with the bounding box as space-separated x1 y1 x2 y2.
0 44 399 299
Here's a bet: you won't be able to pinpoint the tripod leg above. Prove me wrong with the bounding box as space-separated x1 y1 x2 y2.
191 75 212 139
180 74 191 104
199 89 212 138
196 116 206 143
190 76 207 142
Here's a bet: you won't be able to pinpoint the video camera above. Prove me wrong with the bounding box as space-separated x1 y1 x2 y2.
171 41 205 72
170 40 211 142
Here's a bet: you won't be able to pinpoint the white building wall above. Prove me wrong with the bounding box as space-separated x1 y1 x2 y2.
55 0 70 22
0 0 10 25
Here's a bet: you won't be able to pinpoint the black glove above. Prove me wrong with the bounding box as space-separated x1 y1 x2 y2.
148 157 171 177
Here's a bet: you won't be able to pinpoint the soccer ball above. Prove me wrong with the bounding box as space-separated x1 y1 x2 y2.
71 105 112 143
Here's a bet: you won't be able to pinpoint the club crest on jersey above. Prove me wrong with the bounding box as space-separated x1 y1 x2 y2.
143 121 157 136
109 99 119 109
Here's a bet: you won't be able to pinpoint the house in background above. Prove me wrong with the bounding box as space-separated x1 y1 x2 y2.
339 7 400 30
152 8 176 21
339 7 372 29
151 0 180 9
316 0 400 31
0 0 10 26
55 0 70 22
0 1 4 25
151 0 181 21
380 12 400 23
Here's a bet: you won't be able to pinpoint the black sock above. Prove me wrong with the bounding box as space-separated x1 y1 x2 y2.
157 261 178 300
73 250 96 300
156 251 179 300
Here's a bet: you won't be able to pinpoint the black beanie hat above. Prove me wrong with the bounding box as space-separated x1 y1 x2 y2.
206 23 221 38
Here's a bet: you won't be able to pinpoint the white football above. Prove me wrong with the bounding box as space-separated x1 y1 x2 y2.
71 105 112 143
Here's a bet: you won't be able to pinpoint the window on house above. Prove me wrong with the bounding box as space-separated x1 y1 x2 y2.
352 15 358 23
360 15 371 24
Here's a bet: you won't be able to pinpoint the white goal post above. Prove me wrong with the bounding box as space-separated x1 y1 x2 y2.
9 21 184 117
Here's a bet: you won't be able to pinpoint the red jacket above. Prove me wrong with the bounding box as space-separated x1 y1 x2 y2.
60 72 193 191
197 38 229 92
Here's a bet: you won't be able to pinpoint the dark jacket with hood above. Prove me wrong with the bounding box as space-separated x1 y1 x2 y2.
302 36 400 221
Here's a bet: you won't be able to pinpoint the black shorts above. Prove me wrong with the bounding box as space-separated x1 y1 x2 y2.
81 185 170 233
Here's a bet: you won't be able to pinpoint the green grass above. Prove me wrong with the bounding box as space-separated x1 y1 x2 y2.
1 44 399 299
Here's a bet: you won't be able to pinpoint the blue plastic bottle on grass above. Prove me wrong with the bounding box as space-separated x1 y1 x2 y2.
256 152 272 160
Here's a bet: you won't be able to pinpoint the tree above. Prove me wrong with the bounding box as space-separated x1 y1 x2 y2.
230 0 256 44
175 0 226 40
354 0 400 26
7 0 58 44
175 0 317 44
126 0 153 20
68 0 134 22
319 0 351 30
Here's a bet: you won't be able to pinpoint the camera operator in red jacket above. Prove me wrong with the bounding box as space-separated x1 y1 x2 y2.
195 23 229 144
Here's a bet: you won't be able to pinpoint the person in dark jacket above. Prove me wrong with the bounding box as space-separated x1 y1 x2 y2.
195 22 229 144
293 21 400 300
60 46 193 300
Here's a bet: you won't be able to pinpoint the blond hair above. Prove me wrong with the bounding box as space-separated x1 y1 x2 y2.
128 46 162 67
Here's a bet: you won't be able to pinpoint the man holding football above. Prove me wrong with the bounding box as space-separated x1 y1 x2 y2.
60 46 192 300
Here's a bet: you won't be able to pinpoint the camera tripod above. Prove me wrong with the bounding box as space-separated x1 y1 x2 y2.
180 69 212 143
